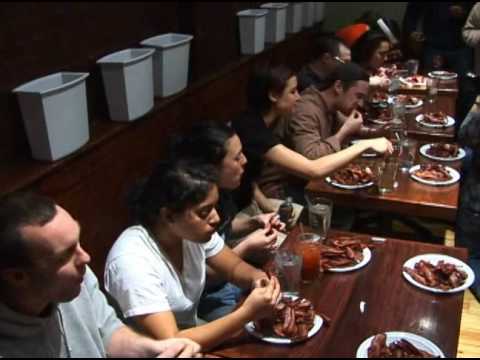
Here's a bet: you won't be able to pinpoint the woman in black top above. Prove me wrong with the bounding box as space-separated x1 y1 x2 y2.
232 64 393 206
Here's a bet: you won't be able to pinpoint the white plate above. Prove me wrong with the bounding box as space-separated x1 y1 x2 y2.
419 144 466 162
245 296 323 345
325 176 374 190
428 71 458 80
328 248 372 273
415 114 455 128
356 331 445 358
402 253 475 294
388 95 423 109
409 164 460 186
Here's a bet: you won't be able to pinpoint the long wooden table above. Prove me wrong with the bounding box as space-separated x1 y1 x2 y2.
305 140 460 222
210 227 467 358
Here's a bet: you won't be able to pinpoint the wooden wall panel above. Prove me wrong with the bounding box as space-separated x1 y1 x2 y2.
0 2 319 278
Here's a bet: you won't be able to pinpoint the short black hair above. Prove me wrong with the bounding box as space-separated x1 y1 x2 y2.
351 30 389 67
129 159 218 230
0 192 57 270
169 123 236 167
247 64 295 114
313 35 348 59
317 62 369 91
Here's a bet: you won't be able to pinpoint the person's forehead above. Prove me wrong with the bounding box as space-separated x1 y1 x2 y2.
348 80 369 93
225 134 242 156
20 205 79 254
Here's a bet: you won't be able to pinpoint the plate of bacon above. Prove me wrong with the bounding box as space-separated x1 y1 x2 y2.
409 164 460 186
356 332 445 358
389 94 423 110
428 70 458 81
369 91 389 107
246 295 323 344
319 236 373 273
402 254 475 294
326 164 375 190
415 112 455 128
369 108 394 125
419 143 466 162
400 75 427 89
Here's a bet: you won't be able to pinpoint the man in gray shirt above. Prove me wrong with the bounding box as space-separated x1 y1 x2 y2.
0 191 201 357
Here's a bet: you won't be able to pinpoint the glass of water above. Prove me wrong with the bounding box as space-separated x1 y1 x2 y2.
274 250 303 295
304 194 332 241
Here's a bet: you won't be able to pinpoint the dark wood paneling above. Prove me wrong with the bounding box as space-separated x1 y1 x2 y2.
0 2 319 278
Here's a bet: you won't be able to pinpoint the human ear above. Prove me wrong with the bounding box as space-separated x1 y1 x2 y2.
160 208 176 224
268 91 278 104
334 80 344 95
1 269 29 288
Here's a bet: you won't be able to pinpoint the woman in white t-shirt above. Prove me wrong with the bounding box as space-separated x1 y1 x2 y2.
104 160 281 350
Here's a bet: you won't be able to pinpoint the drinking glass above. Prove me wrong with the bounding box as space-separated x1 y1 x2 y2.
296 233 321 283
274 250 303 296
377 157 399 194
405 59 419 76
304 194 332 240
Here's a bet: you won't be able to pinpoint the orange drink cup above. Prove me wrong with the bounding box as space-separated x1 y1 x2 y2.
296 233 321 282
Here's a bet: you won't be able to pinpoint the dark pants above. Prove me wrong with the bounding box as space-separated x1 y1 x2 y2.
455 206 480 301
423 46 473 76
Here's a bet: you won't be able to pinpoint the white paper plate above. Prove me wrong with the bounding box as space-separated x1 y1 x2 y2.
409 165 460 186
428 71 458 80
245 296 323 345
325 176 374 190
402 253 475 294
415 114 455 128
419 144 466 162
327 248 372 273
356 331 445 358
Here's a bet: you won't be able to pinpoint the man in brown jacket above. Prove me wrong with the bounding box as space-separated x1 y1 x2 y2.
258 62 372 202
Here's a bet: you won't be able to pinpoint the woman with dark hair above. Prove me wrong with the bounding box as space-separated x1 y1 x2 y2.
104 160 281 350
232 64 393 205
351 31 391 74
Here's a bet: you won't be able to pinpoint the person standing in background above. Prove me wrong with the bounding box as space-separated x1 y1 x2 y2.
403 2 475 75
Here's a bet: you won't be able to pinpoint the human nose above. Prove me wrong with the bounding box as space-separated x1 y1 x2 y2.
209 208 221 227
76 244 91 266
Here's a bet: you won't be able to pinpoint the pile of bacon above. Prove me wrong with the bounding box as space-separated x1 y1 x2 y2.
318 236 372 271
376 65 398 78
254 297 316 341
371 91 388 104
403 260 468 291
412 164 452 182
332 164 375 186
426 143 459 158
421 112 448 125
369 107 393 124
367 333 436 358
395 94 420 106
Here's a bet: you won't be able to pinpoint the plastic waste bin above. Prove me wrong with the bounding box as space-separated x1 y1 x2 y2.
260 3 288 43
287 3 303 33
140 33 193 97
13 72 90 161
237 9 268 55
97 48 155 122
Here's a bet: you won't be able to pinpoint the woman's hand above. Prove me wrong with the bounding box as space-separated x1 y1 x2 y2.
251 213 286 232
241 276 281 321
243 227 278 253
359 137 394 155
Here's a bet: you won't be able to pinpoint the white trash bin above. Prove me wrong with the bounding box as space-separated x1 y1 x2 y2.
314 2 325 23
140 33 193 97
13 72 90 162
286 3 303 33
302 2 315 28
237 9 268 55
260 3 288 44
97 48 155 122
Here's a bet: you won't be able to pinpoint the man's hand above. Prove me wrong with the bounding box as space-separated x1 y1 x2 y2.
337 110 363 137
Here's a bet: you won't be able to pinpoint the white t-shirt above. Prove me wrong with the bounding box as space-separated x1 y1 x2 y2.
104 225 224 329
